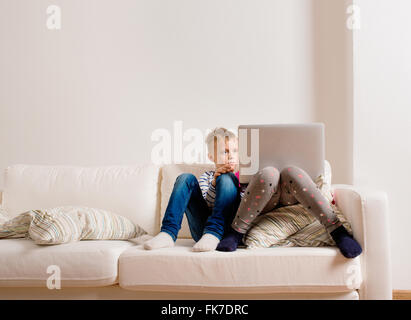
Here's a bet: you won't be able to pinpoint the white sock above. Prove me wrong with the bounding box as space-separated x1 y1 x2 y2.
192 233 220 252
143 232 175 250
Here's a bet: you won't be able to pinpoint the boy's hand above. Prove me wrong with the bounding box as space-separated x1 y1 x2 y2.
212 164 235 186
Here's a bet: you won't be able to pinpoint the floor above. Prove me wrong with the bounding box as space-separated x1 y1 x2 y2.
393 290 411 300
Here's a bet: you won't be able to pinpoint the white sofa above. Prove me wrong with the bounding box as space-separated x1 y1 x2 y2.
0 163 392 300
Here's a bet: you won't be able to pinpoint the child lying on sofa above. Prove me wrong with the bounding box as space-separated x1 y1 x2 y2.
144 127 243 252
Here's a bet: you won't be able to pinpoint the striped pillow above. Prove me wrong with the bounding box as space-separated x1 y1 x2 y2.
244 204 315 248
243 172 352 249
27 206 146 245
244 203 352 249
0 210 32 239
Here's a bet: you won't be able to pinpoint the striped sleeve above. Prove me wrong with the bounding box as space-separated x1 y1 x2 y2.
198 171 216 208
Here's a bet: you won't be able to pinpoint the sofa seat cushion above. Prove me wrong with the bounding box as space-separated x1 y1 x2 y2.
119 239 362 293
0 239 134 287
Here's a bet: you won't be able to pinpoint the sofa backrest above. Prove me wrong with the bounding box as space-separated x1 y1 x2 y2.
2 164 161 235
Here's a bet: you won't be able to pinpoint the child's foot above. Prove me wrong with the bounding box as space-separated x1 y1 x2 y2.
192 233 220 252
143 231 175 250
216 229 244 252
330 226 362 258
129 234 153 245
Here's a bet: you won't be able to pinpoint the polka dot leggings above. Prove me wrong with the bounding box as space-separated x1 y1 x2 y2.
232 165 342 235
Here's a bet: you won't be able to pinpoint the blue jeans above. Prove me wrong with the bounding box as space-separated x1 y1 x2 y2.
160 172 241 242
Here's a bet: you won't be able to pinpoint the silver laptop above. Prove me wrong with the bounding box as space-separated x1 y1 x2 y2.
238 123 325 184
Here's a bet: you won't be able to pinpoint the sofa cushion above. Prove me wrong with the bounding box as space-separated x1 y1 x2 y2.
118 239 362 293
0 239 134 287
2 164 161 235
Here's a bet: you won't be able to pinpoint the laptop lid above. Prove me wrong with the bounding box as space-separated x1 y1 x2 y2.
238 123 325 184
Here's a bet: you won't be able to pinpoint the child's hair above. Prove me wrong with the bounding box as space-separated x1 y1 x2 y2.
205 127 237 154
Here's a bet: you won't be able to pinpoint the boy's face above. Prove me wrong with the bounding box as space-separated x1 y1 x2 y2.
209 136 239 170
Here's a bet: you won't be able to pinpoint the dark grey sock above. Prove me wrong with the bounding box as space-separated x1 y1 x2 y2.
216 229 244 252
330 226 362 258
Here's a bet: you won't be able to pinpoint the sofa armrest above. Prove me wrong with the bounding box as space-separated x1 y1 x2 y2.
331 184 392 300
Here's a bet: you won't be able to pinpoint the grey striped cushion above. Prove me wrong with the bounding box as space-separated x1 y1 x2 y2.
244 174 352 249
28 206 147 245
0 209 32 239
0 206 146 245
244 204 315 248
244 203 352 249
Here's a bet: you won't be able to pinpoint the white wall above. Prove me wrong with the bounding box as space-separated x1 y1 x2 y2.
312 0 354 184
0 0 355 189
353 0 411 289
